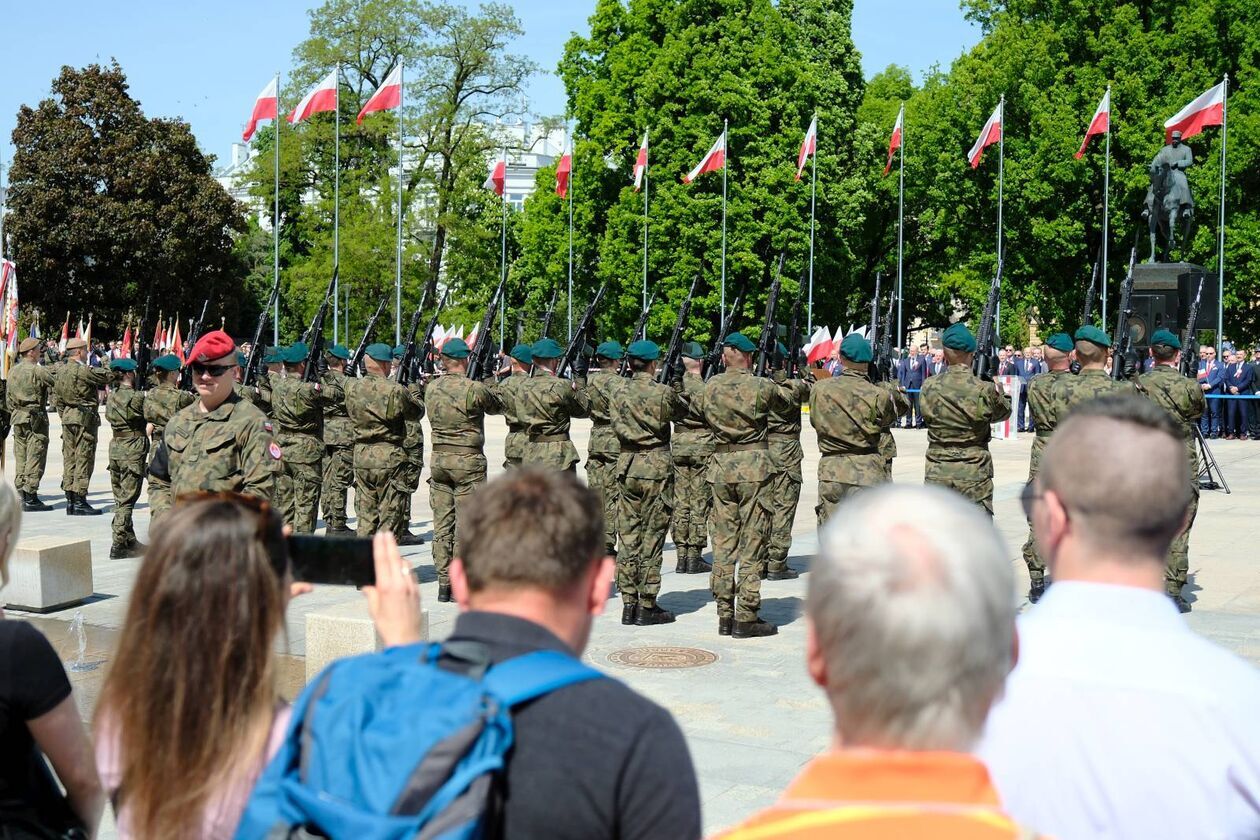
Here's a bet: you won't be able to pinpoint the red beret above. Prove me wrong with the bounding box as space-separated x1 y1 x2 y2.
186 330 238 364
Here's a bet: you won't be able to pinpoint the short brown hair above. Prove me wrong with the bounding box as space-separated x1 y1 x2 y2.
458 468 604 593
1151 344 1178 362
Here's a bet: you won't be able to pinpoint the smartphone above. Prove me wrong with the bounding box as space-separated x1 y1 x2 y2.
287 535 375 587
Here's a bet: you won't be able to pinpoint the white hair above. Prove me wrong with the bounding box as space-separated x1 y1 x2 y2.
809 484 1014 751
0 478 21 588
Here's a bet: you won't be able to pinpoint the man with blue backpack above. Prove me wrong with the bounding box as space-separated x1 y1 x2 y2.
238 468 701 840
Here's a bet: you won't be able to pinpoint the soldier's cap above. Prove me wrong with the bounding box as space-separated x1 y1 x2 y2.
1042 332 1073 353
509 343 533 364
391 344 407 360
18 337 40 353
365 342 394 362
1074 324 1111 348
263 348 284 364
595 340 624 361
326 343 350 360
722 332 757 353
289 341 309 357
186 329 237 364
626 339 661 362
775 340 788 358
152 354 182 372
1151 328 1181 349
531 337 564 360
282 345 308 365
109 358 137 372
65 337 87 351
839 333 873 363
442 337 471 359
236 351 248 366
941 323 977 352
681 341 705 360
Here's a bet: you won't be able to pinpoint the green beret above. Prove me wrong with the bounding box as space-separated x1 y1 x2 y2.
392 344 407 359
263 348 283 364
110 358 137 372
289 341 309 357
681 341 705 360
282 345 308 364
531 337 564 360
509 343 533 364
775 341 788 358
326 343 350 360
152 354 181 372
236 351 248 366
839 333 873 363
941 323 977 352
1074 324 1111 348
626 339 661 361
1045 333 1074 353
365 342 394 362
723 332 756 353
595 340 624 360
1150 328 1181 349
441 337 471 359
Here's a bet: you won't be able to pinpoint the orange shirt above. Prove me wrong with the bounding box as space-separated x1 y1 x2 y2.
713 750 1041 840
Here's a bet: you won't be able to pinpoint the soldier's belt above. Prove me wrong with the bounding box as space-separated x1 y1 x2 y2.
432 443 483 454
619 441 669 453
507 425 525 434
768 433 798 441
590 420 611 428
714 442 769 453
528 433 570 443
111 430 147 440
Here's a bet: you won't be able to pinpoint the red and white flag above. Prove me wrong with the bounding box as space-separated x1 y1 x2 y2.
463 325 477 352
120 326 132 358
58 314 69 354
75 318 83 340
804 325 833 365
151 316 163 351
1075 89 1110 159
795 115 817 182
884 104 904 176
967 100 1003 169
632 130 648 192
243 76 279 141
682 129 726 183
171 321 184 361
357 64 402 125
289 69 339 124
1164 81 1225 141
483 155 506 196
555 138 572 198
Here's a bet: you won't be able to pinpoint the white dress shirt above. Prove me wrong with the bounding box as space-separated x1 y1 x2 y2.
977 581 1260 840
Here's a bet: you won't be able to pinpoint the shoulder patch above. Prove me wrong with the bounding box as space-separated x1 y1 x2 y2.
263 421 274 433
269 442 283 460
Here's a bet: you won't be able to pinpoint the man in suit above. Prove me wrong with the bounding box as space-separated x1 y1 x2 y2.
1224 350 1254 439
1250 348 1260 440
1199 346 1224 437
926 349 946 378
897 345 927 428
1014 348 1035 432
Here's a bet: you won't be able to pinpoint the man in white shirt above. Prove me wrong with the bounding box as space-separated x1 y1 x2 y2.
978 394 1260 840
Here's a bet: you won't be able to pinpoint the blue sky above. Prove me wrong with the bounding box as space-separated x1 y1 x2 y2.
0 0 978 169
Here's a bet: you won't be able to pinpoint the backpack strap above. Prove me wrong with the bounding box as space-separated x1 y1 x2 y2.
481 650 603 707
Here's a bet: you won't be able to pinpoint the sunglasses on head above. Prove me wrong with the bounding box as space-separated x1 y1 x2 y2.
192 362 235 378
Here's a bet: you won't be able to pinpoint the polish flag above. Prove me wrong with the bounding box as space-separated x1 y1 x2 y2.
804 325 833 364
464 325 478 352
121 326 132 358
171 321 183 361
1075 89 1110 159
967 100 1003 169
555 138 572 198
75 318 83 340
483 156 506 196
357 64 402 125
632 130 648 192
430 324 446 349
289 69 339 124
152 315 163 350
243 76 279 141
1164 80 1226 141
682 129 726 183
58 314 69 354
884 104 904 176
795 115 817 182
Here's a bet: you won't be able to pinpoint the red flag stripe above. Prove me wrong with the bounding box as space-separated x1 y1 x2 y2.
243 77 279 141
633 130 649 192
1164 81 1225 142
795 115 817 182
556 140 572 198
683 130 726 183
483 158 506 196
1075 90 1110 159
289 70 338 124
968 101 1003 169
357 65 402 125
884 105 904 176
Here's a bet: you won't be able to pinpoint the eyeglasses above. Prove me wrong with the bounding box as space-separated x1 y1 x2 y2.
174 491 289 579
191 363 235 378
1019 481 1042 520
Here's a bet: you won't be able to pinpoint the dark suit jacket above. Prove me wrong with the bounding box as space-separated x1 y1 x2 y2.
898 356 926 389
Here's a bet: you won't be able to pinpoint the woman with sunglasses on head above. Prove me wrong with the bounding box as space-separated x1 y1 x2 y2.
93 493 422 838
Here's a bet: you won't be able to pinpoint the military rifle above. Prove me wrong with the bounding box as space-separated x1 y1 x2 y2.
874 287 896 383
755 253 786 378
618 290 658 377
868 272 882 349
395 286 434 386
349 295 389 376
417 290 449 378
701 283 745 381
301 266 339 383
784 280 804 380
244 271 283 387
1179 274 1206 379
467 270 510 381
558 284 606 380
1082 256 1100 326
658 274 703 383
971 255 1004 381
539 287 559 342
1110 244 1138 381
178 298 210 390
134 290 154 391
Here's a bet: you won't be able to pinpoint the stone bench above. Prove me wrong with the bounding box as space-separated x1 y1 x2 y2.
4 537 93 613
305 599 429 683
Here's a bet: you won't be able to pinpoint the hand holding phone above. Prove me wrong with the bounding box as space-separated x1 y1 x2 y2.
362 532 424 647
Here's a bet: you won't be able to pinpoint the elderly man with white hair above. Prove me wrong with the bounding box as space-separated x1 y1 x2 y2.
718 484 1034 839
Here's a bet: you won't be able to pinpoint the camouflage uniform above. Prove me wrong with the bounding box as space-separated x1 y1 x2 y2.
424 372 502 587
611 372 687 610
396 381 426 537
585 368 623 556
877 382 911 478
1139 364 1206 597
271 374 329 533
164 391 280 501
254 370 275 418
519 373 589 470
344 373 411 536
919 365 1011 514
493 372 530 469
670 372 713 569
809 369 898 524
321 367 355 531
1054 367 1136 410
7 359 55 495
1020 368 1071 582
53 361 111 498
766 376 811 575
143 383 195 524
105 383 148 548
0 380 10 458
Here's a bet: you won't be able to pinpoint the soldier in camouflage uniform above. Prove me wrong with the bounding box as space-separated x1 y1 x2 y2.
8 338 56 512
765 342 811 581
808 334 899 524
345 343 412 536
424 338 503 602
697 332 796 639
919 323 1011 514
104 359 149 558
321 344 354 532
494 344 533 469
1020 332 1074 602
251 349 284 417
585 342 624 558
164 331 280 501
53 337 112 515
143 354 194 525
1054 325 1137 411
393 344 426 544
1139 329 1206 613
670 342 713 575
877 380 911 478
611 340 688 626
271 345 332 533
519 338 589 470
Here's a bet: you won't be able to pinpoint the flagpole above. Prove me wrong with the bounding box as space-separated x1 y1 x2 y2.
808 114 817 334
333 66 341 344
896 104 904 345
720 118 728 315
0 155 6 260
1217 73 1228 353
996 94 1004 339
1101 84 1111 325
642 131 649 309
395 65 405 346
567 126 575 340
273 74 281 345
500 143 507 349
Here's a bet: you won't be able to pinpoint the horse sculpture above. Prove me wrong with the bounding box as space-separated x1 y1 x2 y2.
1142 133 1195 263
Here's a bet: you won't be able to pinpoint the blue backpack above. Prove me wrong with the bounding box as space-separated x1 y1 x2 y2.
235 641 602 840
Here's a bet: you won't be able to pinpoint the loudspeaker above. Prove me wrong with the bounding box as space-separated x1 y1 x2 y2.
1128 263 1217 350
1128 290 1179 350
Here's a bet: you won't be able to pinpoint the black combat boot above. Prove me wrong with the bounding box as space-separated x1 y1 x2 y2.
437 584 452 603
1028 578 1047 604
64 493 78 515
766 565 799 581
73 493 103 516
635 605 676 626
675 553 689 574
110 542 141 560
1169 592 1192 614
718 617 733 636
622 604 637 625
732 618 779 639
397 530 424 546
22 491 52 512
686 556 712 575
